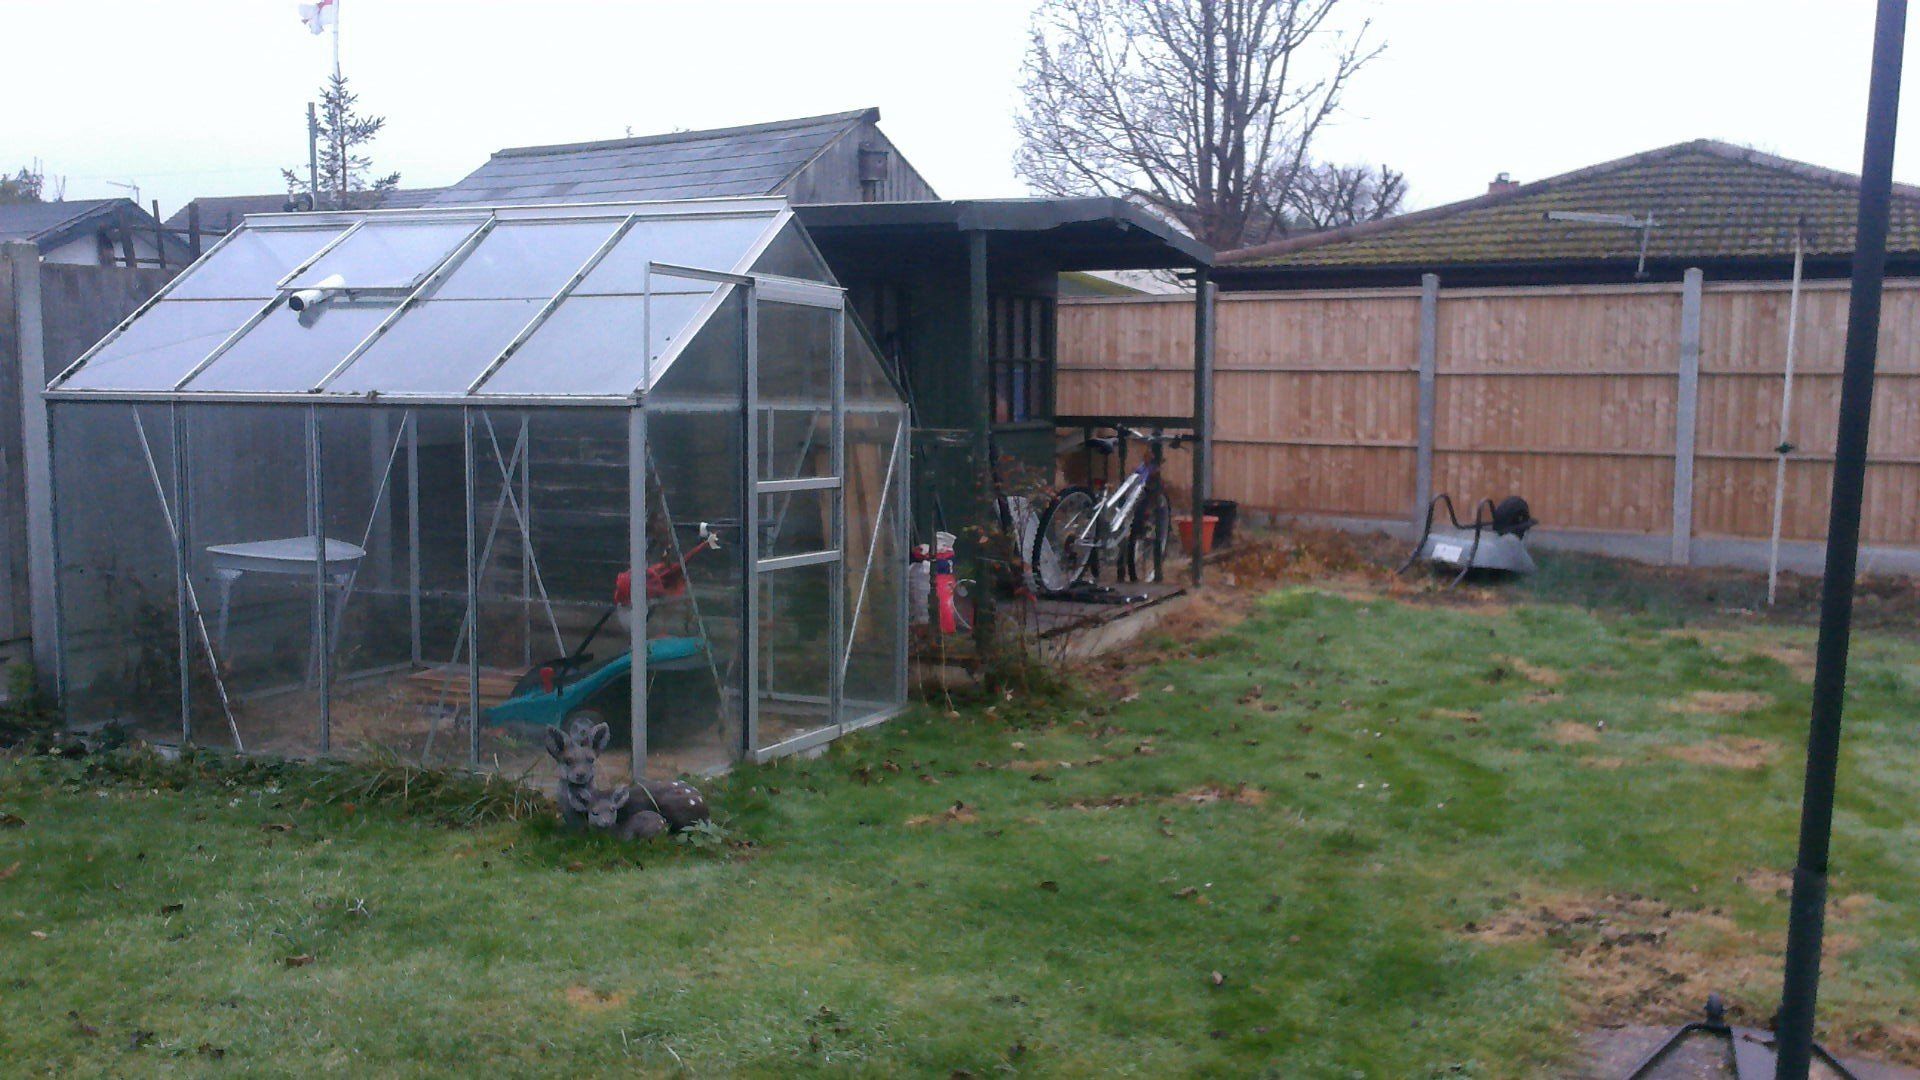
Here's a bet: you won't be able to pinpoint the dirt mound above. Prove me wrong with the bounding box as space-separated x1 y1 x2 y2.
1663 736 1781 770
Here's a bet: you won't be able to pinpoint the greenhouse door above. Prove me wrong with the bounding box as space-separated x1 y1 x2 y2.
747 279 846 761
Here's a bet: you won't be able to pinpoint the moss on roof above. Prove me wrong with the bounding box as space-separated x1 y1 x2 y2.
1224 140 1920 270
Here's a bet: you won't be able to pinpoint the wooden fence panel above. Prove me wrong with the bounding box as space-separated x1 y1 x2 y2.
1059 278 1920 559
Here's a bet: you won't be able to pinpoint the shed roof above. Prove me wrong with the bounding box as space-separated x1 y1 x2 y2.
1221 140 1920 283
164 189 445 234
795 198 1213 270
0 198 186 257
434 109 886 206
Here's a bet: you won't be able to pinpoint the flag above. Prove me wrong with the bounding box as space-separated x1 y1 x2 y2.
298 0 337 35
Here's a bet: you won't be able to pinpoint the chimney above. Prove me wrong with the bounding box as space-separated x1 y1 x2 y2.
1488 171 1519 196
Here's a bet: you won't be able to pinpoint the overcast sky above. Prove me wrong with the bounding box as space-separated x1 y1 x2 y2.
5 1 1915 225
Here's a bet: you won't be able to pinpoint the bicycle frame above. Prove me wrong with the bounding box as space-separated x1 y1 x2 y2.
1073 459 1155 555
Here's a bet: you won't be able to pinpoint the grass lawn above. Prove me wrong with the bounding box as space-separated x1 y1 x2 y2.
3 551 1919 1076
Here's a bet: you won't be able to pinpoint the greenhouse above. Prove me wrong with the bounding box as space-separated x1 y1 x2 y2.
39 197 910 781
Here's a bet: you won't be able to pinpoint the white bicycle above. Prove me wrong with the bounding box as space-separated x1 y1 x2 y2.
1030 427 1188 594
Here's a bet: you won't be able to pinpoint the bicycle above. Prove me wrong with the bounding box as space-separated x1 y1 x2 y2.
1030 426 1189 594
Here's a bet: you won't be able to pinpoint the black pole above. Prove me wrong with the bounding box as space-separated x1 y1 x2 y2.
1775 1 1906 1075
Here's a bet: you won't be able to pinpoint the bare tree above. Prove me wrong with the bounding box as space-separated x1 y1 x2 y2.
1015 0 1393 251
0 164 45 205
1284 161 1406 231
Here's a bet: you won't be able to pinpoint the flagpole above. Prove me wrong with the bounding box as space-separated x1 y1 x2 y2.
332 0 341 81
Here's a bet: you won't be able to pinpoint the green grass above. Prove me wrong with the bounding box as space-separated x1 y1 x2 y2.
4 585 1920 1077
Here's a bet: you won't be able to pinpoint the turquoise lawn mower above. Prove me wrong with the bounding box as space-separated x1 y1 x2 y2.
483 526 722 734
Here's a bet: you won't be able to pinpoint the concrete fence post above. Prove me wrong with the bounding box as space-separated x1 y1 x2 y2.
1413 273 1439 528
7 243 58 696
1672 267 1704 565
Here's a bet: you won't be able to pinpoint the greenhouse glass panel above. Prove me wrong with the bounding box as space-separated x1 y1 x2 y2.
430 219 623 300
747 221 834 282
756 302 834 481
840 407 906 727
57 300 262 391
183 299 393 393
286 219 486 291
754 561 837 755
476 291 715 397
49 402 183 744
168 226 347 300
646 287 748 777
181 404 324 753
325 298 545 396
314 406 420 760
571 215 780 296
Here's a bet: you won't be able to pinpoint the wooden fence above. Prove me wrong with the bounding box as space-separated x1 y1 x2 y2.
1059 275 1920 563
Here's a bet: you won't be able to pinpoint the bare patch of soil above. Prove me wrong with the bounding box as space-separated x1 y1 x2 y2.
1739 868 1793 898
1580 756 1628 770
1663 737 1782 770
1666 690 1775 716
1753 641 1818 682
1551 721 1601 745
1501 655 1565 686
1465 892 1764 1024
564 986 627 1011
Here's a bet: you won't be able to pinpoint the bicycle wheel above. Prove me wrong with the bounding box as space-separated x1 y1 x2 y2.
1032 486 1098 593
1123 488 1173 584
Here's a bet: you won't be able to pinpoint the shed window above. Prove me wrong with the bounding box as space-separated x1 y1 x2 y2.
990 293 1053 424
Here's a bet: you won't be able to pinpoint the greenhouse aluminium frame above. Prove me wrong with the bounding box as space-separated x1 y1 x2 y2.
35 197 911 779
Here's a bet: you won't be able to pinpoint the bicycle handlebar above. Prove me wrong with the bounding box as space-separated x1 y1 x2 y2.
1112 425 1192 449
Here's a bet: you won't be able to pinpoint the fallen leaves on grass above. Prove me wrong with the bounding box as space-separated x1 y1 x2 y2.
1665 690 1774 716
1053 785 1267 811
0 861 18 882
1663 736 1781 770
1172 784 1268 806
905 801 978 827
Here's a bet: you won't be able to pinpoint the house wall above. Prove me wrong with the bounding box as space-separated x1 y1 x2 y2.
41 230 172 268
1060 278 1920 572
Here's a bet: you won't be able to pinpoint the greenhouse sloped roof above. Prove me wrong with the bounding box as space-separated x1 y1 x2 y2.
51 198 791 403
